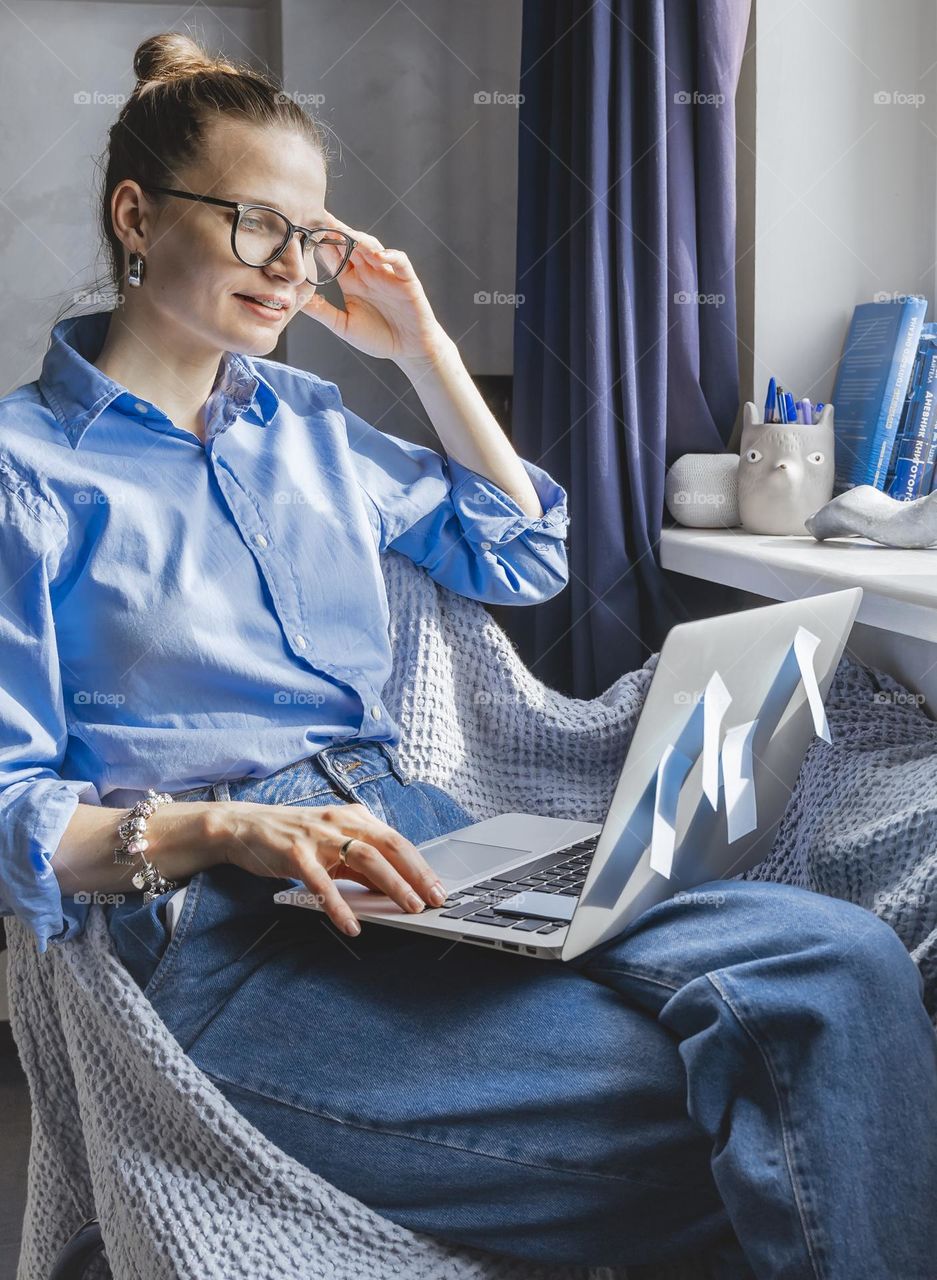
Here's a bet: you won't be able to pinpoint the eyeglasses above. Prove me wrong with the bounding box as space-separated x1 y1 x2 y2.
139 185 357 286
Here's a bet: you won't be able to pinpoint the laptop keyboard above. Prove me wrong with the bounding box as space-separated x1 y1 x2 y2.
427 834 600 936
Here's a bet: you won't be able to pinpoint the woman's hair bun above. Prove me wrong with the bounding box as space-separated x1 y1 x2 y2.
133 32 238 85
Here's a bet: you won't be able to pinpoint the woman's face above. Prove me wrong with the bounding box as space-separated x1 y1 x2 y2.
124 117 329 357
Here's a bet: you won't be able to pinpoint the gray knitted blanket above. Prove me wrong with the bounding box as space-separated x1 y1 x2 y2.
6 549 936 1279
742 654 937 1024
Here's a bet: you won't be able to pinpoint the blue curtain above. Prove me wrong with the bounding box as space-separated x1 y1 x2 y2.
504 0 752 698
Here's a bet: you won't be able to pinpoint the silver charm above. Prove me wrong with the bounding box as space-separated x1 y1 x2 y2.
114 787 178 900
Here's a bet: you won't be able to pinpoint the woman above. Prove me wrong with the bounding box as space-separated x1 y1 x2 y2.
1 32 934 1280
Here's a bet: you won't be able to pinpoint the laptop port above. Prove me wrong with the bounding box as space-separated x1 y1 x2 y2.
502 942 519 951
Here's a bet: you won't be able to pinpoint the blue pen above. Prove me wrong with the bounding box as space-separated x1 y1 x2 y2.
764 376 777 424
814 402 825 418
784 391 797 424
775 386 787 423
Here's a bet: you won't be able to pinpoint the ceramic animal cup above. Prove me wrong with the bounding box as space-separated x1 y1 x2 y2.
737 401 835 535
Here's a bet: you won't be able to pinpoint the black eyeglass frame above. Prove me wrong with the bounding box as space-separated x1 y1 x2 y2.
139 185 358 285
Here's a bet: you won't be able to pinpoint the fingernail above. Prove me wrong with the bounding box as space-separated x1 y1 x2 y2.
406 892 424 913
428 883 446 905
344 917 361 936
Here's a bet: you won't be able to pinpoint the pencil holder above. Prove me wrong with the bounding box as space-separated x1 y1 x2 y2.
737 401 835 535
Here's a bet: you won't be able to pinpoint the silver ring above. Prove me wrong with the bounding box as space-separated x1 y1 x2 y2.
338 837 356 867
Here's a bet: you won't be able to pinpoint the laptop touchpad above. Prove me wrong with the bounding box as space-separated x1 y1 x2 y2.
422 839 533 884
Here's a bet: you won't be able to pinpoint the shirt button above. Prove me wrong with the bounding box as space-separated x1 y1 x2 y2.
370 704 381 719
133 402 148 414
253 533 268 549
480 540 492 550
295 634 307 649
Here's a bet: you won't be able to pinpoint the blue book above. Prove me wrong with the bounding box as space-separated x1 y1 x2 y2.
830 296 928 494
884 349 926 490
885 326 937 499
919 346 937 495
918 351 937 494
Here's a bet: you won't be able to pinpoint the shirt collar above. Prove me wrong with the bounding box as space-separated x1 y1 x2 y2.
38 310 280 449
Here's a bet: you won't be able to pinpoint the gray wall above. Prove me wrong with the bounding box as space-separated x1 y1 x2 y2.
0 0 272 397
0 0 523 445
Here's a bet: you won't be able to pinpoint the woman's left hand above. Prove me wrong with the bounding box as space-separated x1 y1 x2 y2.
299 214 450 364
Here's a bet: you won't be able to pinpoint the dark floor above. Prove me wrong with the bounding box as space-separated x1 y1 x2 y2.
0 1022 29 1280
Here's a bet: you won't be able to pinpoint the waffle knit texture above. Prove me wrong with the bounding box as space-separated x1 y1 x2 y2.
6 549 935 1279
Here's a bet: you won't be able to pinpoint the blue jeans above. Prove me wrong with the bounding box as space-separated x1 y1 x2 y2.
104 738 937 1278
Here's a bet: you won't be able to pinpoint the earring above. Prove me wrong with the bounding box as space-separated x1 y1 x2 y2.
128 251 146 288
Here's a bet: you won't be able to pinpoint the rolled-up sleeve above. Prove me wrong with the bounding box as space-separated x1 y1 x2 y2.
0 474 99 953
340 400 570 605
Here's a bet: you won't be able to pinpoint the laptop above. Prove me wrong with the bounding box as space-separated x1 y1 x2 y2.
275 587 862 962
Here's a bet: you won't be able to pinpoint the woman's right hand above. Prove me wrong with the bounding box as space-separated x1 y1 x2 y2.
205 799 448 936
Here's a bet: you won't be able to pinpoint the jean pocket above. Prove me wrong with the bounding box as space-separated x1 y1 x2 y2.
141 872 205 1003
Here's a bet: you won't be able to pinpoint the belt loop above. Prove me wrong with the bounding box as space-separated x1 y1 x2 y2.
211 780 231 802
377 740 410 787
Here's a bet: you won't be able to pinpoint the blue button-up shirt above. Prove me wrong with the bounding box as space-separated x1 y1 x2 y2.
0 309 569 952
